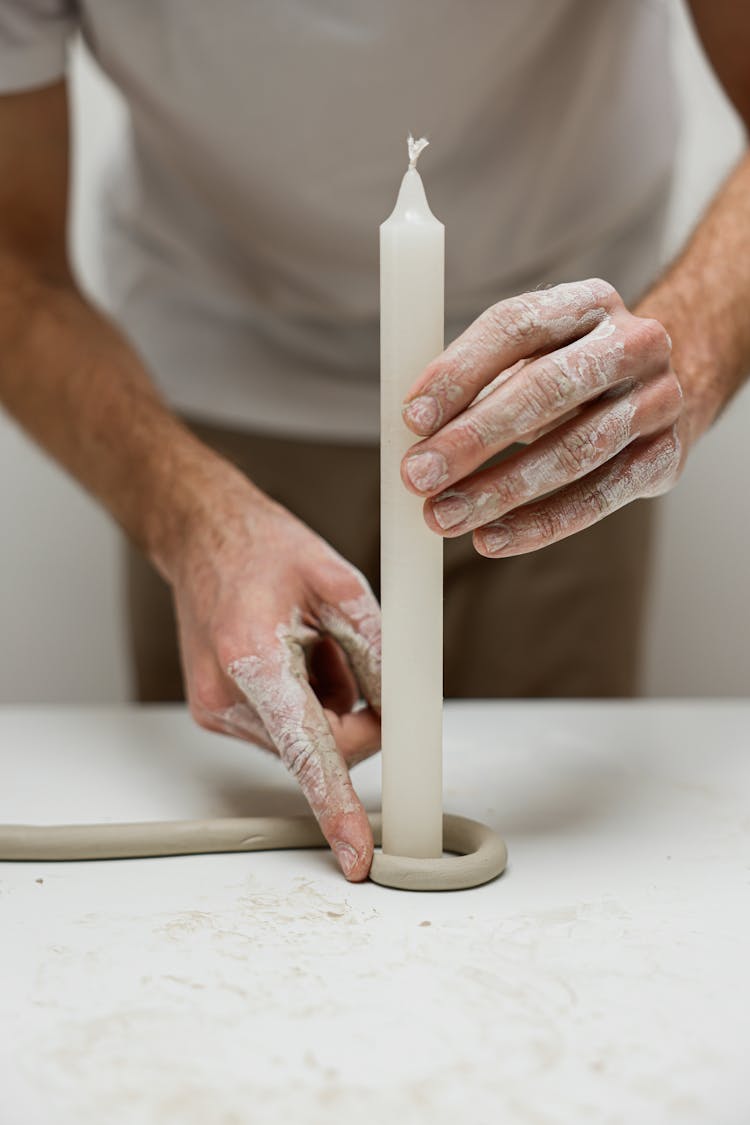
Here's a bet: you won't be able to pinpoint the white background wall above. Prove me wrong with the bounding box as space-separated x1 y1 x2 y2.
0 2 747 703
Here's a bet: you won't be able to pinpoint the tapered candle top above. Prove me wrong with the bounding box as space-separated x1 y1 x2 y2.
385 135 441 227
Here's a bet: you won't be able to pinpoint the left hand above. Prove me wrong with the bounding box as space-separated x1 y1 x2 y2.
400 278 687 556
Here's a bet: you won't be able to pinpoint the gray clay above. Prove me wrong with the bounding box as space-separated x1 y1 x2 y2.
0 812 507 891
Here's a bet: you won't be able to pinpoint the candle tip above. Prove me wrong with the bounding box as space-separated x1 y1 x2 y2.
407 134 429 170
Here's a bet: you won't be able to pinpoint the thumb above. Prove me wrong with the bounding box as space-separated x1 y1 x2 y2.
228 644 373 881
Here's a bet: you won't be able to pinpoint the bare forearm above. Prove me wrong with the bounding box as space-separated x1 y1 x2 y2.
0 257 255 578
636 149 750 443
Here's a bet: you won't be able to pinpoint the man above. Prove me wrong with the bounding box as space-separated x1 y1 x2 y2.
0 2 748 880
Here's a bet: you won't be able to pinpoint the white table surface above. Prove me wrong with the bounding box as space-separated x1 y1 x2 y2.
0 702 748 1125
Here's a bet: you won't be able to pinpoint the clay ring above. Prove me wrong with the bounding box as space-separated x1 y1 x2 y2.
368 813 508 891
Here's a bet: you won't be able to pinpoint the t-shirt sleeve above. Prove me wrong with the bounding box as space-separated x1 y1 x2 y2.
0 0 79 93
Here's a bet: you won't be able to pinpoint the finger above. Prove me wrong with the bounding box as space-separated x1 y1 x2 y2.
426 372 682 536
401 314 671 498
308 636 359 714
212 702 275 751
193 702 274 752
318 584 382 714
402 279 620 436
228 644 373 882
473 427 682 558
518 404 583 445
324 707 381 768
307 615 381 763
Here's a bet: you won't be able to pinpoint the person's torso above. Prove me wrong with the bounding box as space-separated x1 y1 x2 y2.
79 0 679 436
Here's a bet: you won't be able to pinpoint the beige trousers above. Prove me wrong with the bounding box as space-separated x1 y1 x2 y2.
125 422 655 701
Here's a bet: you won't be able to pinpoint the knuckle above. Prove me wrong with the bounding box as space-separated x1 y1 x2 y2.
639 427 683 498
530 506 566 544
661 426 683 482
528 361 570 415
341 572 376 608
488 294 540 341
631 316 671 363
315 549 378 607
514 383 550 431
489 472 518 513
657 424 681 461
646 370 684 427
664 372 684 419
554 427 599 477
347 563 377 598
321 574 363 611
455 407 497 451
587 483 615 519
280 734 320 788
586 277 618 302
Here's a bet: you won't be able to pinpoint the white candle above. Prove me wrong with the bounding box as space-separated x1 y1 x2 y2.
380 136 445 859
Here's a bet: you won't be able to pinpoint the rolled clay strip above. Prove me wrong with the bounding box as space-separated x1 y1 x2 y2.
0 812 507 891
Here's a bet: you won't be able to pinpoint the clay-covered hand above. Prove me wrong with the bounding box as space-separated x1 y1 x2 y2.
400 279 686 556
169 476 381 881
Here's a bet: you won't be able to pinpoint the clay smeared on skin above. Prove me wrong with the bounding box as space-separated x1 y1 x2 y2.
547 317 626 396
447 320 626 455
477 427 682 557
308 549 382 713
228 614 360 825
181 540 383 879
517 394 638 496
404 278 682 555
431 393 638 534
403 279 618 438
318 591 382 713
214 702 272 748
430 385 674 539
404 449 450 493
444 283 612 385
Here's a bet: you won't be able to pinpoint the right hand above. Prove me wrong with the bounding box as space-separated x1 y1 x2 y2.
167 467 382 881
0 77 382 879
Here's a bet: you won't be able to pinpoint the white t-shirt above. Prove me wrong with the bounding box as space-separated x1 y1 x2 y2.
0 1 679 442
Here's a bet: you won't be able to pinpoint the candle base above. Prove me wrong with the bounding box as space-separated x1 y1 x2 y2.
369 813 507 892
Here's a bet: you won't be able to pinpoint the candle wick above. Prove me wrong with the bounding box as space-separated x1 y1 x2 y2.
407 134 430 171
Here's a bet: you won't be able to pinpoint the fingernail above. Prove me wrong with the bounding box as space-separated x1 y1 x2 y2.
404 450 448 493
403 395 441 434
432 493 471 530
333 840 359 878
482 521 512 554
